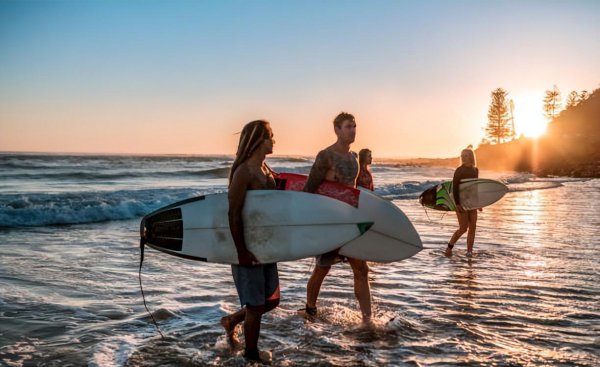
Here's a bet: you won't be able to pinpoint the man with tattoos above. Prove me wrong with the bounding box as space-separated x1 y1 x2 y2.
299 112 372 322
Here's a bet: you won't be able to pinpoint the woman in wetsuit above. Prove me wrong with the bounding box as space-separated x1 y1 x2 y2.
445 148 480 258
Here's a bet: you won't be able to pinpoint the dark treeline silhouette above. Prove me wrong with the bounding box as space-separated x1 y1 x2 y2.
408 87 600 177
476 87 600 177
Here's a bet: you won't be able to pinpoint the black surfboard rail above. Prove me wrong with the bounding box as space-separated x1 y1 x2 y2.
139 195 206 253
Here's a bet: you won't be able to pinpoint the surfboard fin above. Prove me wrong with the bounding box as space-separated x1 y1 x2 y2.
357 222 374 235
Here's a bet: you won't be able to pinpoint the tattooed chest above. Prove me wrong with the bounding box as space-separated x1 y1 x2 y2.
329 154 358 186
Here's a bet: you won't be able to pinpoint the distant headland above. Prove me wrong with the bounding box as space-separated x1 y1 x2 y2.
403 88 600 178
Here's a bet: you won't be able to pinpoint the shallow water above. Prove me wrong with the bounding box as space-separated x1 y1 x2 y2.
1 154 599 366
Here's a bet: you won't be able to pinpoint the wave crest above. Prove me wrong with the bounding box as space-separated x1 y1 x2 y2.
0 189 218 228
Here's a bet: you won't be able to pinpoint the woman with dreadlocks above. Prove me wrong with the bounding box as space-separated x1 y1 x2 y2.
220 120 279 364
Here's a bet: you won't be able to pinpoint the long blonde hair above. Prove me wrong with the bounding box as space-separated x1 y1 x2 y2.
460 148 476 167
229 120 272 183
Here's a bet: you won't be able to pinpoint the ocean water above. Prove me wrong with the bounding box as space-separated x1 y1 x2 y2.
0 153 598 367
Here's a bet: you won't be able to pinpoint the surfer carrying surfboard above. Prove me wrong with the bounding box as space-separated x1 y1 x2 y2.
445 148 481 258
221 120 279 364
300 112 373 322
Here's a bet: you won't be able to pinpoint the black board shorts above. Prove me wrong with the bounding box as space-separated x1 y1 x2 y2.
231 263 279 307
316 249 347 267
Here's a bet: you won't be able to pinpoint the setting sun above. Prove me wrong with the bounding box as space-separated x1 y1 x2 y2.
512 94 549 138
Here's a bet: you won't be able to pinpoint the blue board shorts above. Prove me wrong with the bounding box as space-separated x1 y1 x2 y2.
231 263 279 307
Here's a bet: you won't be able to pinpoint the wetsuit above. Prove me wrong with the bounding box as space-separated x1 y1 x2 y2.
452 165 479 207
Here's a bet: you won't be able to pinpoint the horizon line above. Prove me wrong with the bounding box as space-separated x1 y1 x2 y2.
0 149 456 161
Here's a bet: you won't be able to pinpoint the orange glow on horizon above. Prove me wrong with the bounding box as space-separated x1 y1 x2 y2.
512 94 549 138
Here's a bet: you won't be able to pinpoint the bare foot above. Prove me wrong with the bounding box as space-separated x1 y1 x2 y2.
296 306 317 322
220 315 240 348
361 316 375 329
258 350 273 365
244 350 272 365
444 248 453 257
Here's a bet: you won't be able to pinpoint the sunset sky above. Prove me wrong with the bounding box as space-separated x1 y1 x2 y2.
1 0 599 158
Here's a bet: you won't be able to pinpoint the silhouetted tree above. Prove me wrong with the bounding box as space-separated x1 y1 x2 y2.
566 91 579 108
486 88 512 144
578 90 589 103
509 99 516 140
543 85 562 121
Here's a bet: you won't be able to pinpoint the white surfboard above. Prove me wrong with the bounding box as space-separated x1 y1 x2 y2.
459 178 509 210
419 178 508 211
140 190 373 264
276 173 422 263
338 187 422 262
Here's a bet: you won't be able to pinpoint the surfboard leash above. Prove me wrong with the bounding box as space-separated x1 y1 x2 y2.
423 206 446 223
139 238 166 339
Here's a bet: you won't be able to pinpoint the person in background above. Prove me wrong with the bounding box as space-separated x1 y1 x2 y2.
445 147 480 258
357 148 374 191
221 120 279 364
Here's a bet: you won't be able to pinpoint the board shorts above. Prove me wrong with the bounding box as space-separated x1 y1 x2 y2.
316 249 347 267
231 263 279 307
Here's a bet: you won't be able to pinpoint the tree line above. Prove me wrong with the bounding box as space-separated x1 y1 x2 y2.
484 86 592 144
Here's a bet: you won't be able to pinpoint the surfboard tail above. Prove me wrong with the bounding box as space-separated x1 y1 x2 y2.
141 208 184 252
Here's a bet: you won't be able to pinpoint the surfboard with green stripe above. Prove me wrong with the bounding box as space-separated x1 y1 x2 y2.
419 179 508 211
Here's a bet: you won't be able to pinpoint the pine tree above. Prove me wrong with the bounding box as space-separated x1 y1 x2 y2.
486 88 512 144
565 91 579 108
543 85 562 121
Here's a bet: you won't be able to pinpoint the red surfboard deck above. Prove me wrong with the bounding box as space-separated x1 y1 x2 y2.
275 172 360 207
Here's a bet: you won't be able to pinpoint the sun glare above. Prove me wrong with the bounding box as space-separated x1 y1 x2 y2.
512 94 549 138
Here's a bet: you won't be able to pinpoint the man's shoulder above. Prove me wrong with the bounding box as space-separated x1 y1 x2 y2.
316 148 334 161
320 144 337 154
319 145 355 158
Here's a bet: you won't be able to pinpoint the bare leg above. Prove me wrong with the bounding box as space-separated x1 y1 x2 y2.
306 265 330 309
446 211 469 256
243 305 265 360
264 297 280 314
466 210 478 254
243 295 279 363
449 211 469 245
348 258 371 321
220 308 245 347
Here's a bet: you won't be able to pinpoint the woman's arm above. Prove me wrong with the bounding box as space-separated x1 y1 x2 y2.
228 166 259 265
452 167 464 211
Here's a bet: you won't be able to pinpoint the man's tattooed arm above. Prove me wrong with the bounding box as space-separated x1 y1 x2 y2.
304 150 330 193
